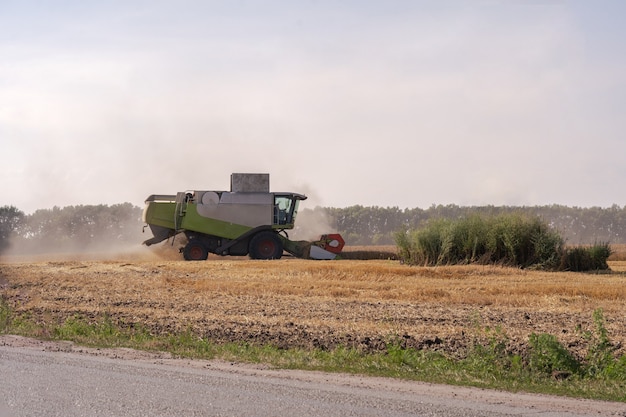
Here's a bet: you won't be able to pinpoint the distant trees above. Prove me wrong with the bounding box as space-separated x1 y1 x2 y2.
0 206 25 254
1 204 143 255
322 205 412 245
302 204 626 246
2 203 626 256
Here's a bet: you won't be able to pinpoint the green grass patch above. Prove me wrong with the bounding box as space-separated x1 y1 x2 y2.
1 303 625 403
0 297 10 332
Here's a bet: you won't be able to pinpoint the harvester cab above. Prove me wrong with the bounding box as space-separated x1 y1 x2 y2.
142 173 344 261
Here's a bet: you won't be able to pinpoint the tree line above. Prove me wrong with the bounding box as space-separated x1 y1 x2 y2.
0 203 143 254
302 204 626 246
1 203 625 255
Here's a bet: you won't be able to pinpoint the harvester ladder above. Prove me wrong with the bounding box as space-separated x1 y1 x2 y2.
171 192 189 246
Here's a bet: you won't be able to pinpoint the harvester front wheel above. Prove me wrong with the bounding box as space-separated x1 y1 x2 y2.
183 241 209 261
249 232 283 260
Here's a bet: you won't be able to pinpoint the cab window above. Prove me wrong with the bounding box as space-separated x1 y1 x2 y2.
274 196 293 225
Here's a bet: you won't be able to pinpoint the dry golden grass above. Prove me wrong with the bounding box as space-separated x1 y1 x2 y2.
339 245 398 260
1 253 625 357
609 244 626 261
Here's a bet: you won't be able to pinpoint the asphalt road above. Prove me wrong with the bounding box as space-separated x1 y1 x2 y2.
1 337 624 417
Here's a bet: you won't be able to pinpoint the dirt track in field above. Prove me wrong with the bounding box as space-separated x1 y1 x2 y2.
1 251 626 360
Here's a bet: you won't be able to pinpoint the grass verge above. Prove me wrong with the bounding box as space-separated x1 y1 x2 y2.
1 299 625 403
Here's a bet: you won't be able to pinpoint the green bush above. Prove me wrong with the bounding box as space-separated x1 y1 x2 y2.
395 214 564 268
396 215 612 271
527 309 622 380
528 333 582 376
560 243 612 272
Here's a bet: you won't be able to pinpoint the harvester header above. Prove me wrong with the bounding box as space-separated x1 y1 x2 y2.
142 173 344 260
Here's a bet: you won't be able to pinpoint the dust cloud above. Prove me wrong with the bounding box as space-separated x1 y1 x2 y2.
1 233 164 264
290 208 337 241
0 206 165 263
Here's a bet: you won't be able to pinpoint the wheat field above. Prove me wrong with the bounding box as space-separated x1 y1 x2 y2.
1 245 625 359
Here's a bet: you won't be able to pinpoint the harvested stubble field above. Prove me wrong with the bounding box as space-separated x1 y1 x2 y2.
1 245 626 360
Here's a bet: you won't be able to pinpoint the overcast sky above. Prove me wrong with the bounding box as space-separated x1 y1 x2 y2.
1 1 625 213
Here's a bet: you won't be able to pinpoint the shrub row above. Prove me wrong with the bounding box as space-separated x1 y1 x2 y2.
395 214 612 271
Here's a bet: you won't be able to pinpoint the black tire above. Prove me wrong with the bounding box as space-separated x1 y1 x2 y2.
249 231 283 260
183 241 209 261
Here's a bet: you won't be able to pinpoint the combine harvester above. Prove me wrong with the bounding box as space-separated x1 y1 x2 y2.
142 173 344 260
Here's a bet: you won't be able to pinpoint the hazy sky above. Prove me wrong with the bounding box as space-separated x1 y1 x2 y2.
1 1 625 213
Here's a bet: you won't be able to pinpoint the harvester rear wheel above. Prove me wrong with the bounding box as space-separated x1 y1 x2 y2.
183 241 209 261
249 231 283 260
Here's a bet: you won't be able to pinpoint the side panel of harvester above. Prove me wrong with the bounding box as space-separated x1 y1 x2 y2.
144 191 291 232
142 194 252 245
181 191 301 236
